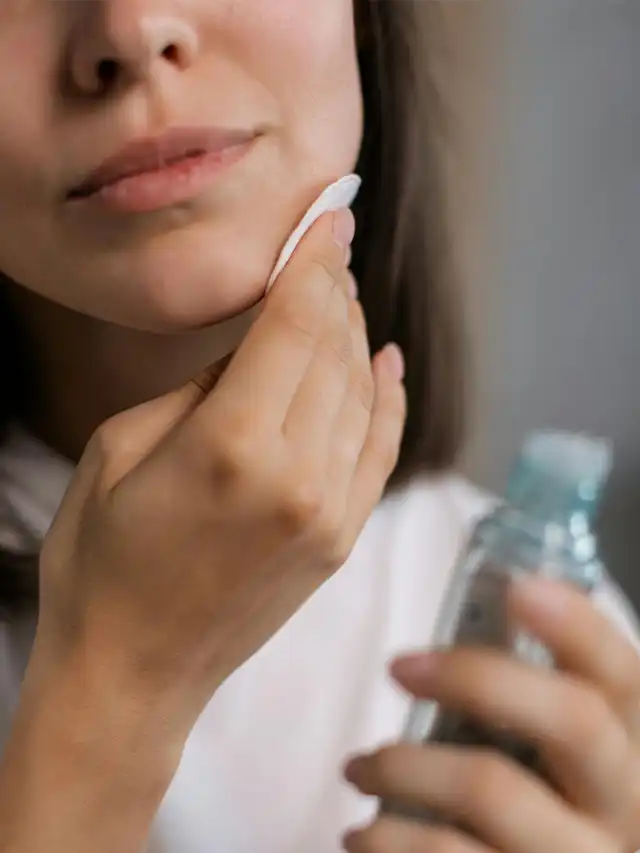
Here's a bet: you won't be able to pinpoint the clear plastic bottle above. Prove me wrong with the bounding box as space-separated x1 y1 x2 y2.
388 430 612 820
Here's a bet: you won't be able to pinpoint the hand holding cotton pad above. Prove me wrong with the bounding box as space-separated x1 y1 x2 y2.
205 174 362 362
266 174 361 291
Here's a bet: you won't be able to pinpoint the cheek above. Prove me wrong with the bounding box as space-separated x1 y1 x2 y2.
239 0 363 167
0 8 58 184
0 13 65 289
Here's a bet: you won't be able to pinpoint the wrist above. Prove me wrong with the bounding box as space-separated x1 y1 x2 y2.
0 644 186 851
21 637 187 781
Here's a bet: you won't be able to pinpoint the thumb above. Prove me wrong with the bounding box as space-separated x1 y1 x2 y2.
89 353 234 485
187 353 235 399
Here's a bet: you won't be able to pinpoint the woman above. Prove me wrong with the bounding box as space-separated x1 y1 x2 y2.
0 1 639 852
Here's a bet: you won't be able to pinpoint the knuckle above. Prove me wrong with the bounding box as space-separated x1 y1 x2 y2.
210 427 261 485
321 302 352 370
323 333 352 375
273 301 319 348
351 367 375 413
332 429 361 471
308 252 342 287
327 538 353 572
89 415 126 461
276 479 324 533
314 511 348 569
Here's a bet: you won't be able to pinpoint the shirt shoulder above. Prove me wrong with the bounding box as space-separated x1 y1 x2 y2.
376 472 493 560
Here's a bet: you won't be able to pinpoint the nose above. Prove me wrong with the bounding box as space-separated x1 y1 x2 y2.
66 0 199 96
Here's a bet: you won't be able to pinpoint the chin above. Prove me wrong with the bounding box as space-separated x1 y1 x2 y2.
67 216 280 333
93 173 345 332
136 255 268 334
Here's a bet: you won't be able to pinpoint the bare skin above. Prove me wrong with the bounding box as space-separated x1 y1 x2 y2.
0 210 408 853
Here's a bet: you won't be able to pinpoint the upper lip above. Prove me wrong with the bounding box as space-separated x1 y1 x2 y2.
67 126 258 199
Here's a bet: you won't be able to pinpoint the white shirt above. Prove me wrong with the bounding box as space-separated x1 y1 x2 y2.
0 429 638 853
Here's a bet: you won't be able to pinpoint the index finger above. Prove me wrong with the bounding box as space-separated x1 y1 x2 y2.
207 209 353 429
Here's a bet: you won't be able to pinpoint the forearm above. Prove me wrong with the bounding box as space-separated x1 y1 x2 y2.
0 655 182 853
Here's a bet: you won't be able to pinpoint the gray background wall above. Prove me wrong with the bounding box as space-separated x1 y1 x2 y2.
468 1 640 602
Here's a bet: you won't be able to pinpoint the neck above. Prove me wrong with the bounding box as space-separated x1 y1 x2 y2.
5 285 253 463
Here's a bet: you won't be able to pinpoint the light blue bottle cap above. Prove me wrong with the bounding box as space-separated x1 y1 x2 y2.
505 430 613 524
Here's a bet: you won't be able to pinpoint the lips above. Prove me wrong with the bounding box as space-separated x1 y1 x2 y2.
67 126 259 200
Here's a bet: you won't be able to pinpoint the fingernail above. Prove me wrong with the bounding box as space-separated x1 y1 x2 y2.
333 208 356 250
390 651 441 683
382 343 405 382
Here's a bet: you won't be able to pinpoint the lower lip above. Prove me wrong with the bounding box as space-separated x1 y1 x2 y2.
72 139 256 214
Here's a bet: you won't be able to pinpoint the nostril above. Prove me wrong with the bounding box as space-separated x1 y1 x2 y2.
162 43 180 63
96 58 119 90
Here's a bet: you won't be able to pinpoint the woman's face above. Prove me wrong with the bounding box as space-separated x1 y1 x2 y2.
0 0 363 331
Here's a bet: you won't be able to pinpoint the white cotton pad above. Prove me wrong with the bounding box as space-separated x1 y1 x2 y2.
266 174 362 292
205 174 362 362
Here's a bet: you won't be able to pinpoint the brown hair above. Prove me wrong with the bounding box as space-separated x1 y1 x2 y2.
0 0 467 616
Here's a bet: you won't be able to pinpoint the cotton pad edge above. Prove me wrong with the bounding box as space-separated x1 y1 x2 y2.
266 174 362 292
